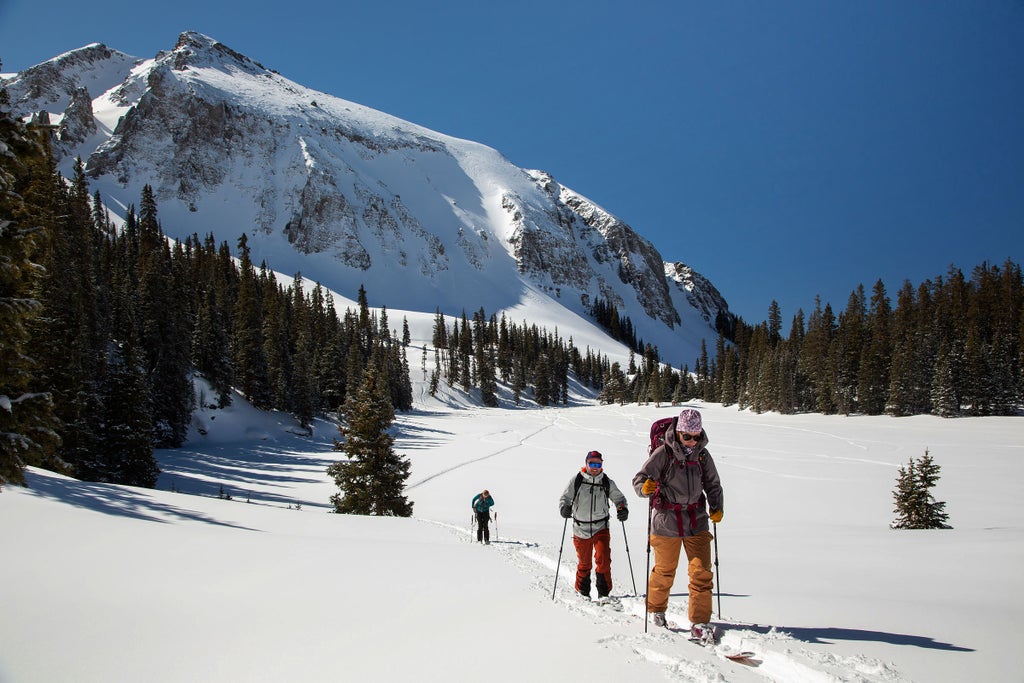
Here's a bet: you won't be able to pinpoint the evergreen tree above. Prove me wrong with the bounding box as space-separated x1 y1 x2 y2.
670 367 688 405
99 343 159 487
137 217 193 447
799 298 837 414
533 353 552 406
192 283 233 407
834 285 866 414
930 341 959 417
891 449 951 529
459 312 472 392
33 160 104 476
0 110 62 486
909 280 938 413
787 310 809 410
774 341 798 414
327 367 412 516
599 362 628 405
478 342 499 408
767 300 782 347
931 267 969 415
497 313 512 382
232 235 271 409
646 361 663 405
857 280 892 415
316 303 347 410
886 281 919 416
429 349 441 397
511 355 526 406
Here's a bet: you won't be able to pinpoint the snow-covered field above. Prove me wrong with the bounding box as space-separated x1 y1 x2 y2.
3 385 1022 682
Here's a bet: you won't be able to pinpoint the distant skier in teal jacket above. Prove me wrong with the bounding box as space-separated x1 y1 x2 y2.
471 490 495 544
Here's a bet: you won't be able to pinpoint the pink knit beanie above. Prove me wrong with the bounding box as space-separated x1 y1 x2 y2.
676 409 702 434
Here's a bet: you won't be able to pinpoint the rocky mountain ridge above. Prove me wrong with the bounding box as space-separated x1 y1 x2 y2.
3 31 733 361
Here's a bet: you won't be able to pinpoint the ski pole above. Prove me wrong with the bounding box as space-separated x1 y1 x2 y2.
713 521 721 618
495 511 498 541
644 497 653 633
552 516 569 600
621 520 637 596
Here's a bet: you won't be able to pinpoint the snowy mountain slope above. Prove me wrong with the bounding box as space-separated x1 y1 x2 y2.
3 385 1021 682
3 31 730 362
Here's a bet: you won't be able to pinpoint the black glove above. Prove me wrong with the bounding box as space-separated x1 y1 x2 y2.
560 504 572 519
616 506 628 521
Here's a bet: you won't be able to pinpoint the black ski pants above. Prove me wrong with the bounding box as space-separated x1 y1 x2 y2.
475 511 491 542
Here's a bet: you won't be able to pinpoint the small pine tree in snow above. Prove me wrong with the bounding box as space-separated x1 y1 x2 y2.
327 366 412 516
891 449 951 529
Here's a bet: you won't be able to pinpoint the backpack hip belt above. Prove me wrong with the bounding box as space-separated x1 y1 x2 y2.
653 496 699 536
573 514 610 525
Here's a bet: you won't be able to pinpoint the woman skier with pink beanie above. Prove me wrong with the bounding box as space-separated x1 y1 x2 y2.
633 408 724 643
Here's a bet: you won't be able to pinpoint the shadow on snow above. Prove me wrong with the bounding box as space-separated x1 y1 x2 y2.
24 469 259 531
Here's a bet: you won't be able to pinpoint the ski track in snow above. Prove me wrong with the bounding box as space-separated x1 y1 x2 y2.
423 518 910 683
405 419 555 490
409 406 911 681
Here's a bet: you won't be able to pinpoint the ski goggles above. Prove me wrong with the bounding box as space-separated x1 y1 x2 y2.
586 461 603 469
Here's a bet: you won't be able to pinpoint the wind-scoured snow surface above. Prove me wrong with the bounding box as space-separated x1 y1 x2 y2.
2 370 1022 682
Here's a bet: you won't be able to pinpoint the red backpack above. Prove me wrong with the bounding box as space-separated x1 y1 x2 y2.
647 415 706 534
648 417 675 454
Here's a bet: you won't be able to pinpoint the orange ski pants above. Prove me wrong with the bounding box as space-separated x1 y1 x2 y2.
573 528 612 597
646 530 714 623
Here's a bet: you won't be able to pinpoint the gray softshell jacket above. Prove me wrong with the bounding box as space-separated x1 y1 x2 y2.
559 469 629 539
632 420 724 538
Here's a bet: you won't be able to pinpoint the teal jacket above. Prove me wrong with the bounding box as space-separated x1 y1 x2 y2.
472 493 494 514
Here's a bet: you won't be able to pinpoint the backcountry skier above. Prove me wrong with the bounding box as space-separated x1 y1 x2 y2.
634 408 723 643
558 450 629 603
471 489 495 544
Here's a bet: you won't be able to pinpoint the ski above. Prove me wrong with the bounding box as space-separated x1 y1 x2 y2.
595 595 624 611
647 617 761 664
695 629 758 660
717 648 760 666
717 645 758 661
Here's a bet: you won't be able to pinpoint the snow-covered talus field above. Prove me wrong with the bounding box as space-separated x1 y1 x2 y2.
3 396 1022 682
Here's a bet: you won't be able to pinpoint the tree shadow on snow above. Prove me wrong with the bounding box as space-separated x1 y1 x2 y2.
24 469 259 530
157 444 334 508
392 420 452 451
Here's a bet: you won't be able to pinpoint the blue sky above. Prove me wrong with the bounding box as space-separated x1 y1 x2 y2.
2 0 1022 324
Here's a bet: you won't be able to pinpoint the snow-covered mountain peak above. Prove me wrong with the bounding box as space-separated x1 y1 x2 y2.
3 32 734 363
165 31 263 73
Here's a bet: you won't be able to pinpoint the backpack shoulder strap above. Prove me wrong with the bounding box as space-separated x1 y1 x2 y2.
573 472 610 498
572 472 584 500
